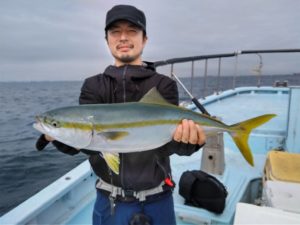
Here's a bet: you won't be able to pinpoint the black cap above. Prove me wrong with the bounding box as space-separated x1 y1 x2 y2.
105 5 146 33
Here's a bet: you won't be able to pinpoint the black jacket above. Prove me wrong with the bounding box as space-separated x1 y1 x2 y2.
54 63 200 191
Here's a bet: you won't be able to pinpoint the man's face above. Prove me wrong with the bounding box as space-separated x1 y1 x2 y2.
106 20 147 66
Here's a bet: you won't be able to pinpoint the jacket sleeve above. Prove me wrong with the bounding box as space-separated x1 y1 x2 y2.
157 76 203 157
79 77 102 104
157 77 179 105
158 140 204 158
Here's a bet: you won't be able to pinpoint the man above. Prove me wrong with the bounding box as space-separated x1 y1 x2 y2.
37 5 206 225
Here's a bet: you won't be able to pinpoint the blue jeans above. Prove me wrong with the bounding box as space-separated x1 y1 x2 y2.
93 189 176 225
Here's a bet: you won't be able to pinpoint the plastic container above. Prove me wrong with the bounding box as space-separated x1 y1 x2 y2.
263 180 300 213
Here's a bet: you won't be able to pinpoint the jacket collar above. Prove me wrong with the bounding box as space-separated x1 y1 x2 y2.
103 62 156 80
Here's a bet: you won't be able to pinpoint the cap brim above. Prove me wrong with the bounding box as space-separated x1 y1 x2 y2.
105 16 145 31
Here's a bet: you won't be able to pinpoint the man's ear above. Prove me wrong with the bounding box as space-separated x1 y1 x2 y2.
143 35 148 46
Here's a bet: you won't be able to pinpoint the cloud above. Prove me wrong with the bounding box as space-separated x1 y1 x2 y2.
0 1 107 62
0 0 299 81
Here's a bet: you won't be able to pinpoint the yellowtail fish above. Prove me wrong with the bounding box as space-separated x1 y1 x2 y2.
33 88 276 174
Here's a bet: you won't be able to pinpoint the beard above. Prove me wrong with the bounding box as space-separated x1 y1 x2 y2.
116 54 138 64
113 48 143 64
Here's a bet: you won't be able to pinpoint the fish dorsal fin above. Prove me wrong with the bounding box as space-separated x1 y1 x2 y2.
139 87 171 105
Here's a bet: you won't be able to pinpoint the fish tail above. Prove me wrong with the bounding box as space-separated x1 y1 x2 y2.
102 152 120 174
229 114 276 166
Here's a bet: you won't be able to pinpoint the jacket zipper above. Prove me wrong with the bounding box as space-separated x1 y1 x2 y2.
121 65 128 188
122 65 128 103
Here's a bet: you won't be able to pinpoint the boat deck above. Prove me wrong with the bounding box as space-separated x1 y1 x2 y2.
0 86 291 225
202 87 288 129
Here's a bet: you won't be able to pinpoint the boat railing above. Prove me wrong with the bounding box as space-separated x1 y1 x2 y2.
153 49 300 100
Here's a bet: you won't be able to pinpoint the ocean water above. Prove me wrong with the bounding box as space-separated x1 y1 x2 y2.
1 75 300 216
0 81 86 216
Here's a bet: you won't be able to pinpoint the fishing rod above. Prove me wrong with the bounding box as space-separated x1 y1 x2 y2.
171 72 210 116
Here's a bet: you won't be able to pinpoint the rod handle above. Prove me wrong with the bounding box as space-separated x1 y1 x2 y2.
192 98 210 116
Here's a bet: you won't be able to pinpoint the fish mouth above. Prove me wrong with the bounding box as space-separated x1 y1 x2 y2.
33 116 46 134
33 121 45 134
35 115 42 123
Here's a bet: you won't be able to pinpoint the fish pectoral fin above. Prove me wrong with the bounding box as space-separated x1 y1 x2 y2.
102 152 120 175
97 131 129 141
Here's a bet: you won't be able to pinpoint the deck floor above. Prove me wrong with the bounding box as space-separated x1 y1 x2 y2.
202 90 288 129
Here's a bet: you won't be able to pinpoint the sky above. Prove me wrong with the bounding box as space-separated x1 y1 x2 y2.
0 0 300 81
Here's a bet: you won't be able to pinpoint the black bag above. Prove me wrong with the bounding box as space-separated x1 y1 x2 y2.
179 170 228 214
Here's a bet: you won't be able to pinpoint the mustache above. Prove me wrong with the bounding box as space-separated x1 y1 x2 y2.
116 44 134 49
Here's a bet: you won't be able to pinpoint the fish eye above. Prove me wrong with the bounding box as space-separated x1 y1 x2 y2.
51 121 60 128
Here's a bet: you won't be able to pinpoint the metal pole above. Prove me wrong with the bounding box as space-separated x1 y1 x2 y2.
256 54 263 87
191 61 194 96
233 53 239 89
203 59 208 97
217 58 221 95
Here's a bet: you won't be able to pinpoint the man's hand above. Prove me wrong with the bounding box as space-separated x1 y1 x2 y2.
44 134 55 142
36 135 55 151
36 134 80 154
173 119 206 145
